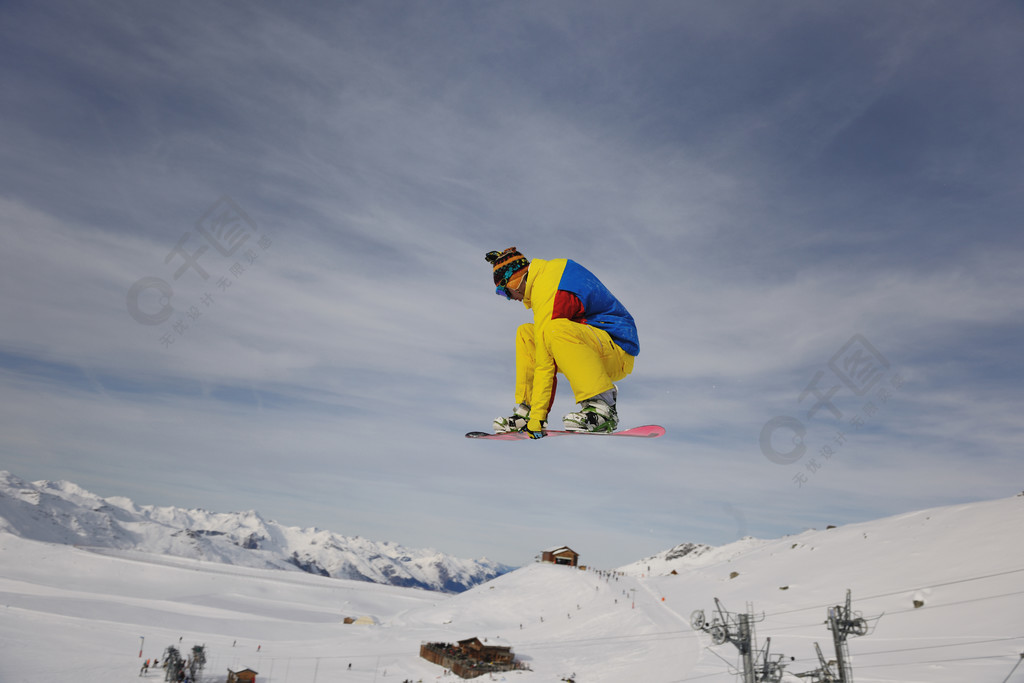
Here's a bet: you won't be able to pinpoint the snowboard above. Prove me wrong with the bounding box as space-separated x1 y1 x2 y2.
466 425 665 440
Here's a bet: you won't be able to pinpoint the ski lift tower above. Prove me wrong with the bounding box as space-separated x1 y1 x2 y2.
691 599 783 683
825 589 869 683
691 590 876 683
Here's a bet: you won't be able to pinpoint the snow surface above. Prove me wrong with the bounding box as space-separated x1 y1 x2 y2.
1 491 1023 682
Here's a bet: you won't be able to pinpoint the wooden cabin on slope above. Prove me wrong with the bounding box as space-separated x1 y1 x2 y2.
541 545 579 567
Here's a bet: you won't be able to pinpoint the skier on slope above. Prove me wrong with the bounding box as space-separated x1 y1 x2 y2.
486 247 639 438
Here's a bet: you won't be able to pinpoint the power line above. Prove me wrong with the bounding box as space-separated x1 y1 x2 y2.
204 566 1024 679
882 588 1024 616
1001 652 1024 683
709 586 1024 638
764 565 1024 620
666 650 1024 683
824 634 1024 659
857 652 1023 669
522 566 1024 651
667 670 731 682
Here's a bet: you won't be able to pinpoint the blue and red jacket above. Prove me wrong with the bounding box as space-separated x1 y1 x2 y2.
520 258 639 421
523 258 639 356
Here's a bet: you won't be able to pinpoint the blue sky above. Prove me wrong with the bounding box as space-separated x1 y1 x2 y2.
1 0 1023 568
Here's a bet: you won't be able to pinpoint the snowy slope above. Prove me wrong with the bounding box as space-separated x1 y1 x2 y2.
0 488 1022 682
0 471 510 593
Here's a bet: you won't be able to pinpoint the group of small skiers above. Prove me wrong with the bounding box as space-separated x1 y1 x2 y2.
138 656 196 681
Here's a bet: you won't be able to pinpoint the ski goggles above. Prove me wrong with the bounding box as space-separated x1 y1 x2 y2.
494 268 524 299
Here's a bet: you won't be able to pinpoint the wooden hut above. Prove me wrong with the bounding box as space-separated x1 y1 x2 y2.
227 668 258 683
456 637 514 665
420 638 518 679
541 545 579 567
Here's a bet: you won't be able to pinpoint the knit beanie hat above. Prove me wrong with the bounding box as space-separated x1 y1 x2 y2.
485 247 529 288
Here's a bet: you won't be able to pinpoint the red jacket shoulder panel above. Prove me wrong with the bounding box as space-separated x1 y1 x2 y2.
552 290 586 323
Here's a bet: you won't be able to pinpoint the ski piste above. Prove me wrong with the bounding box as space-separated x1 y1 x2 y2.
466 425 665 440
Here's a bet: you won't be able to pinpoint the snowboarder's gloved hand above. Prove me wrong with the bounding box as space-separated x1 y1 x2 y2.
526 418 546 439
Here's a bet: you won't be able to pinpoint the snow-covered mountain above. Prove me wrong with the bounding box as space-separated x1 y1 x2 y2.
0 471 511 593
1 489 1022 682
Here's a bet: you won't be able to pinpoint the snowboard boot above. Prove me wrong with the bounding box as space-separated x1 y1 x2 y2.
494 403 533 433
563 386 619 433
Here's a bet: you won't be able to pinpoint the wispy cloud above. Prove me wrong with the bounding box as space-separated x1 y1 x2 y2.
1 1 1022 567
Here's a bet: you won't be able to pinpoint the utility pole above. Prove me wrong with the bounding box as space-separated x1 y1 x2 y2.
690 599 774 683
825 590 868 683
828 606 851 682
737 612 755 683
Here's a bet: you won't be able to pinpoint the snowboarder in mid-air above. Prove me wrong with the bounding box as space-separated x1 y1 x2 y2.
485 247 639 438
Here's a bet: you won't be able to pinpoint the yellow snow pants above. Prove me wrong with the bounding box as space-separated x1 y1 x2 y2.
515 319 635 422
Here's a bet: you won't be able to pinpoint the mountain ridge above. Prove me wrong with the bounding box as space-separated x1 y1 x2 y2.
0 470 511 593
